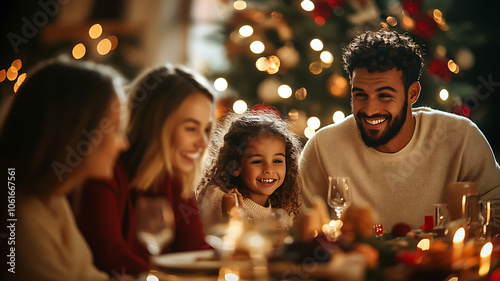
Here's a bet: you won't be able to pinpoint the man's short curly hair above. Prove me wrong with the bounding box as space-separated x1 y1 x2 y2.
342 29 424 92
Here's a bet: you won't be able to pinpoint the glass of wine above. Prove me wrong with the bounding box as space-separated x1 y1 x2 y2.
136 196 175 256
327 176 352 220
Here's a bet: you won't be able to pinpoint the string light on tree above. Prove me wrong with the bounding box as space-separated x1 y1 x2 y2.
278 84 292 99
72 43 86 59
239 25 253 37
332 111 345 123
97 38 112 55
307 116 320 130
233 100 247 114
439 89 449 101
301 0 315 12
89 23 102 39
214 77 228 91
310 39 323 51
304 127 315 139
320 51 333 64
233 0 247 10
250 41 265 54
256 57 270 71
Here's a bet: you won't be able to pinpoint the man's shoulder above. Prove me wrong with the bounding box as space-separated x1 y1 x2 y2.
413 107 476 127
314 114 356 138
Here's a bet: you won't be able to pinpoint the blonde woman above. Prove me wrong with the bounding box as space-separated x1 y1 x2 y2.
0 60 129 281
76 65 214 276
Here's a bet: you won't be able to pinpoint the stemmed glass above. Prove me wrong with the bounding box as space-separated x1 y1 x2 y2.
136 197 175 256
327 176 352 220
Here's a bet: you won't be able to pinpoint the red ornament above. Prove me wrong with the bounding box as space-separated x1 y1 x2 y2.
413 15 438 39
391 222 412 238
427 57 452 82
401 0 423 14
452 104 473 120
490 268 500 281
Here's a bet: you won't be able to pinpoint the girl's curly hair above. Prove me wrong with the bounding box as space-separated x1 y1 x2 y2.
197 110 302 216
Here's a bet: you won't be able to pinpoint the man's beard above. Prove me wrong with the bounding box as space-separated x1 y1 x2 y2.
355 97 408 148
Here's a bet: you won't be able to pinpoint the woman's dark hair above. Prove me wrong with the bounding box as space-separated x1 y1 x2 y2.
0 59 123 197
342 29 424 92
198 110 302 215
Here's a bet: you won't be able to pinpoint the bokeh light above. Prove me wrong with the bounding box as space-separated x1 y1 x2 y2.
267 55 280 74
278 84 292 99
107 35 118 50
97 38 112 55
402 16 415 30
225 273 239 281
310 39 323 51
89 23 103 39
146 274 159 281
234 0 247 10
11 59 22 70
386 16 397 26
72 43 86 59
307 117 320 130
439 89 449 101
301 0 315 11
309 61 322 75
328 74 348 97
304 127 315 139
233 100 247 114
6 66 18 81
239 25 253 37
214 77 228 91
295 87 307 100
250 41 265 54
0 69 6 83
320 51 333 64
256 57 270 71
333 111 345 123
417 238 430 251
448 60 459 74
288 109 299 119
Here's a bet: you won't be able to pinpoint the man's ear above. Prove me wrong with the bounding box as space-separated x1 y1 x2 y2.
408 81 421 105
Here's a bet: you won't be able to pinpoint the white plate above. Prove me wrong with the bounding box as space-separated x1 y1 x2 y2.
151 250 221 274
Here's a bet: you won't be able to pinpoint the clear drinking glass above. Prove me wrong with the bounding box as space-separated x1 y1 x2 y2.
136 197 175 256
327 176 352 219
433 203 450 228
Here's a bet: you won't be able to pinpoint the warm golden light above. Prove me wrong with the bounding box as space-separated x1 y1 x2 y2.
6 66 18 81
13 83 20 93
386 16 397 26
320 51 334 64
310 39 323 51
233 0 247 10
214 77 228 91
16 73 27 86
479 242 493 276
328 74 348 97
295 87 307 100
239 25 253 37
11 59 22 71
97 38 112 55
304 127 315 139
417 238 431 251
256 57 270 71
333 111 345 123
309 61 322 75
267 55 280 74
233 100 247 114
481 242 493 258
301 0 315 12
402 16 415 30
146 274 159 281
107 35 118 50
453 227 465 243
448 60 459 74
250 41 265 54
225 273 239 281
439 89 449 101
89 23 103 39
72 43 86 59
0 69 6 83
436 45 446 57
278 84 292 99
307 117 320 130
288 109 299 120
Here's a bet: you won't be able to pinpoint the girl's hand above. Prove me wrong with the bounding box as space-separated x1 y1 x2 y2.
222 189 243 215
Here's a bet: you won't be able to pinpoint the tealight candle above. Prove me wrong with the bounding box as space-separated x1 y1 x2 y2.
453 227 465 264
479 242 493 276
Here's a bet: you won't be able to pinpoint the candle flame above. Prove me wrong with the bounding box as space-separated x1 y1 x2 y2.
417 238 430 251
453 227 465 243
481 242 493 258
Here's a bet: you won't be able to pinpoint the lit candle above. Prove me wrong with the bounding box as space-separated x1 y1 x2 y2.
479 242 493 276
453 227 465 264
322 220 342 241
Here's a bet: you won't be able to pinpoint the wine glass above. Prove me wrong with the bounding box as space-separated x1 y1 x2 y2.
327 176 352 219
136 197 175 256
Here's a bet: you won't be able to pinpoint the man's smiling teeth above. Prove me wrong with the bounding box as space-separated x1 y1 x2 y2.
182 151 200 159
258 179 276 183
365 118 386 125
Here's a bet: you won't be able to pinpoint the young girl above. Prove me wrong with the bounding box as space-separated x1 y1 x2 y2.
197 110 302 231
